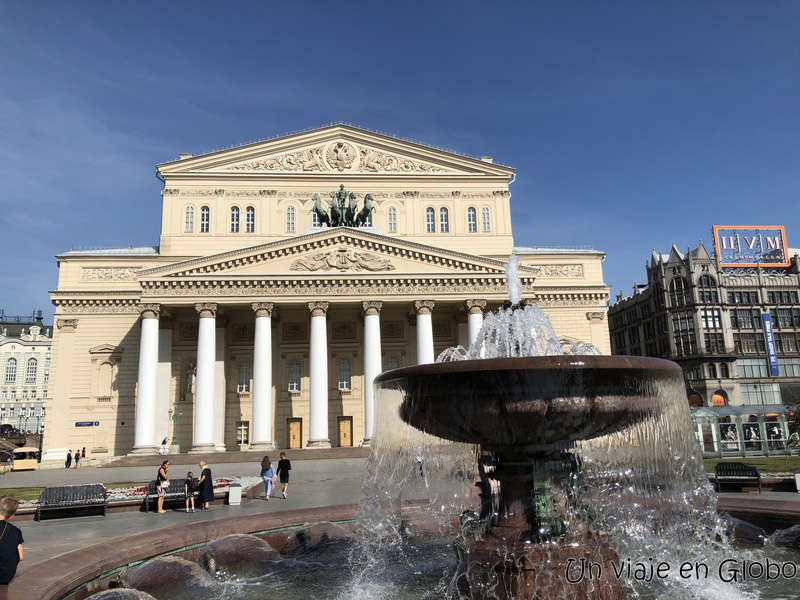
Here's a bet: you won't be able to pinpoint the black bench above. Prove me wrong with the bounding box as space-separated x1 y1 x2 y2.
36 483 108 521
714 462 761 493
143 479 196 511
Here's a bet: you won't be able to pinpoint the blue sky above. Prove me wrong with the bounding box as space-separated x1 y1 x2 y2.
1 2 799 323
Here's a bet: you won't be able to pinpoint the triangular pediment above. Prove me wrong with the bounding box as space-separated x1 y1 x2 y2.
156 124 514 178
139 228 535 282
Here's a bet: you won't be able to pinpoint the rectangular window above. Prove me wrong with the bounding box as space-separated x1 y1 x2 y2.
700 308 722 329
237 362 252 393
672 310 694 332
777 358 800 377
235 421 249 445
704 333 725 353
288 360 301 392
737 358 769 378
481 207 491 232
731 309 761 329
773 308 794 329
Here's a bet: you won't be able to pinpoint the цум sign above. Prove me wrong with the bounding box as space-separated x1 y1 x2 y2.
712 226 789 268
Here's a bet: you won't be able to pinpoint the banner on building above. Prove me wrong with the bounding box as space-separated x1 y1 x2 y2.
761 313 780 376
712 225 789 268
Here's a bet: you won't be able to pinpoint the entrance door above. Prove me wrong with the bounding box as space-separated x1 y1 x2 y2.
337 416 353 447
287 418 302 449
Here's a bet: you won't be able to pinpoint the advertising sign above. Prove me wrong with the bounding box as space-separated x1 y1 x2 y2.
712 225 789 268
761 313 780 376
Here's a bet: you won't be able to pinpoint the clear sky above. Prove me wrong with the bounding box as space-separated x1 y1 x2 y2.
1 2 798 323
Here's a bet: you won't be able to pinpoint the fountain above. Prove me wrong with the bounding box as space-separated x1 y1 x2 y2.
72 256 798 600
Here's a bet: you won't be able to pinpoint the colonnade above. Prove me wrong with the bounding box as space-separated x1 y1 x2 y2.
131 298 487 454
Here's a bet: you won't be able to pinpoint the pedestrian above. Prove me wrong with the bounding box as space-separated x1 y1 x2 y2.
156 460 170 514
197 461 214 510
159 438 169 455
184 471 196 513
260 455 275 500
0 496 24 585
276 452 291 499
74 450 81 468
82 447 87 463
65 450 72 469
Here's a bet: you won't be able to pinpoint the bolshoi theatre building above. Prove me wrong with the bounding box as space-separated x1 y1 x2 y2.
43 124 611 461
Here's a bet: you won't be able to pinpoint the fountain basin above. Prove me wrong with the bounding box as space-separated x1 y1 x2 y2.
379 356 680 449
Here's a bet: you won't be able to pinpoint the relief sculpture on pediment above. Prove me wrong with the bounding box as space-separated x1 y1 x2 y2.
290 248 395 272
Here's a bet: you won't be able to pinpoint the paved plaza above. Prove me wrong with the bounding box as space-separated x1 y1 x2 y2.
2 449 799 599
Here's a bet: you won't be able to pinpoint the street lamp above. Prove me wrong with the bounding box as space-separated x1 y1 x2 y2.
37 422 44 463
168 407 183 446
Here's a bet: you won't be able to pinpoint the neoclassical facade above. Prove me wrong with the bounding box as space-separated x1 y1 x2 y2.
44 124 610 460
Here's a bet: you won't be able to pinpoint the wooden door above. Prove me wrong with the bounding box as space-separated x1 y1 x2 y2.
287 418 302 449
337 416 353 447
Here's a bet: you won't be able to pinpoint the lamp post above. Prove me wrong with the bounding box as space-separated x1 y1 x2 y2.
37 421 44 463
168 407 183 446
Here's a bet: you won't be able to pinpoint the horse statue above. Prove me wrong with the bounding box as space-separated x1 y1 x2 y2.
355 194 375 227
328 194 343 227
310 194 330 227
344 193 359 227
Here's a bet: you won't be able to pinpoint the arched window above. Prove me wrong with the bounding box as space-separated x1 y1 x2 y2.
245 206 255 233
200 206 210 233
697 274 718 303
288 360 301 391
668 277 690 307
184 206 195 233
286 206 296 233
311 211 320 227
481 207 491 232
338 359 351 390
425 207 435 233
720 363 729 378
467 207 477 233
25 358 37 383
708 363 717 379
4 358 17 383
238 362 252 393
439 207 449 233
230 206 240 233
388 207 397 233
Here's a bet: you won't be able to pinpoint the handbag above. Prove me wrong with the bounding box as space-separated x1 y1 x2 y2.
160 479 170 488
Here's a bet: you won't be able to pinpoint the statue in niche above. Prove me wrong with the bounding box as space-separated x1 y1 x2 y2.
186 364 196 394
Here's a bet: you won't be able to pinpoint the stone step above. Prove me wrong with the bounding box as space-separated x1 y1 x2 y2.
100 446 370 468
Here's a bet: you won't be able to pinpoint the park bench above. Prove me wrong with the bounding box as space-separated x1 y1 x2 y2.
36 483 108 521
714 462 761 493
143 478 196 511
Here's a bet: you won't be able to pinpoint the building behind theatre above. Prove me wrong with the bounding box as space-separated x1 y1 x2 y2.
608 226 800 456
0 310 51 435
43 124 611 461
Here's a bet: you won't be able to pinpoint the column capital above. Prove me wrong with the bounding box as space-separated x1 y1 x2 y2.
138 303 161 319
361 301 383 316
414 300 435 315
56 318 78 332
308 301 329 317
252 302 275 318
195 303 218 319
465 299 487 315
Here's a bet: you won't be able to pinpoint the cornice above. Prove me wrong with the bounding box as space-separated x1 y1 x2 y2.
138 229 535 279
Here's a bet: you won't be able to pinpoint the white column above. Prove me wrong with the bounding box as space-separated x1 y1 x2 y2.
156 317 173 447
466 300 487 349
191 303 217 453
250 302 276 451
362 301 382 446
415 300 436 365
131 304 160 455
213 323 226 452
307 301 331 448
